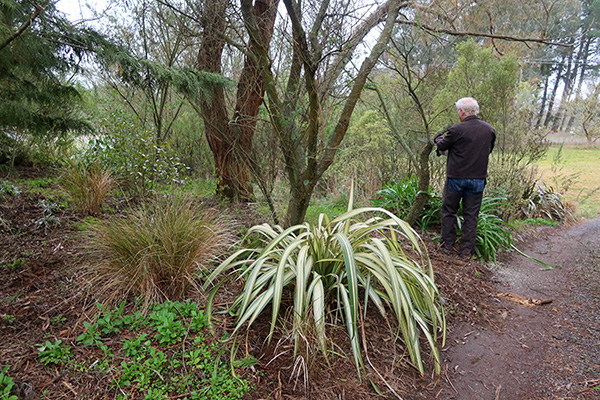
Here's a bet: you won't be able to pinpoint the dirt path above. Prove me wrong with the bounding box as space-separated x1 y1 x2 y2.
435 217 600 399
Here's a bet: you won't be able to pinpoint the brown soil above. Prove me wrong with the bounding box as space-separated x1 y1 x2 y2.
1 167 599 399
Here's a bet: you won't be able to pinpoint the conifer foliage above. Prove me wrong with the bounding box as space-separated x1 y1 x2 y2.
0 0 93 136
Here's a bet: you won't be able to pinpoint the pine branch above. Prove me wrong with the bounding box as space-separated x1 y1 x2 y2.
0 2 48 52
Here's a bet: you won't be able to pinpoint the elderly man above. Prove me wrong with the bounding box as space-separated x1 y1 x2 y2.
434 97 496 258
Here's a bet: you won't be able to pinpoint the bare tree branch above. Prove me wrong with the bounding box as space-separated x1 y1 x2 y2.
396 19 571 48
318 1 410 99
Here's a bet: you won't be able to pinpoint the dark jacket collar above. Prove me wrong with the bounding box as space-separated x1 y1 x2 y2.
463 115 479 122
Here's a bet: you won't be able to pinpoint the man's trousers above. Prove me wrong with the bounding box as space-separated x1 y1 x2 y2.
440 178 485 256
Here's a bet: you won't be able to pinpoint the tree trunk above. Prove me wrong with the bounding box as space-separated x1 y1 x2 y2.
197 0 236 199
405 142 433 227
197 0 278 201
566 37 592 131
285 0 403 227
552 50 575 132
543 57 565 128
242 0 403 226
535 65 550 129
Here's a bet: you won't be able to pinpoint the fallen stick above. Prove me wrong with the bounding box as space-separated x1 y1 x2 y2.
497 292 553 306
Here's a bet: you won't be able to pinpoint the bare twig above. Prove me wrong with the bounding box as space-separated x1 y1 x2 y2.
396 19 570 48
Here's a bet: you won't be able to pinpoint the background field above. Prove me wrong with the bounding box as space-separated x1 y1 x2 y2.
534 140 600 218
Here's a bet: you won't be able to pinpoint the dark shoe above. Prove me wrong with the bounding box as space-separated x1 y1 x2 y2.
439 245 454 255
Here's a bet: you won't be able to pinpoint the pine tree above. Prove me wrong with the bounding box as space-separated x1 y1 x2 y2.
0 1 99 138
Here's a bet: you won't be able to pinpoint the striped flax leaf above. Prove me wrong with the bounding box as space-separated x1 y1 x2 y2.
206 199 446 378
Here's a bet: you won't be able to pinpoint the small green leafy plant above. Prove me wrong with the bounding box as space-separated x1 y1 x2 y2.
36 340 72 365
5 258 26 272
33 199 61 233
0 366 18 400
0 181 20 197
206 189 446 377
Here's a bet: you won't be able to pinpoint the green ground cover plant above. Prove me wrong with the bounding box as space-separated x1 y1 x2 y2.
36 340 72 366
36 300 252 400
0 181 20 197
206 192 446 378
0 367 18 400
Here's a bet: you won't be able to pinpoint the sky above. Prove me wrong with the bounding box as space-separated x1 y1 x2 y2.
56 0 109 23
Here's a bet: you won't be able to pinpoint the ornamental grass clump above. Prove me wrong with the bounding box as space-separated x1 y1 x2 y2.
60 158 113 216
205 195 446 377
86 195 235 313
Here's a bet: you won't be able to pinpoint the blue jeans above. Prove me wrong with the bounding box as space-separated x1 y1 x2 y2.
441 178 486 255
445 178 486 196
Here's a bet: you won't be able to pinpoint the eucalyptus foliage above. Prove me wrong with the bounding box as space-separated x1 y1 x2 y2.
206 198 446 377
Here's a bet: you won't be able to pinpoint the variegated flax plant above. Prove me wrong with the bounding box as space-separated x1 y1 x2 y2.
205 189 446 378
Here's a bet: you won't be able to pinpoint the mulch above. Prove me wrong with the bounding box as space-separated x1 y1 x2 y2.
0 167 504 400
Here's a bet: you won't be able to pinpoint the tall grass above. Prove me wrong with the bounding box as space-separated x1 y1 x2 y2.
85 195 235 313
60 159 113 216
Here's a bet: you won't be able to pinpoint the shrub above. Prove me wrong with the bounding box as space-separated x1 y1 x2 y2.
205 195 446 377
85 111 188 196
85 195 235 312
521 180 572 222
372 176 441 231
60 159 113 216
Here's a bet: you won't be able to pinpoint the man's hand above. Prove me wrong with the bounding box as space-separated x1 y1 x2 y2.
432 131 444 144
432 124 452 144
432 125 451 156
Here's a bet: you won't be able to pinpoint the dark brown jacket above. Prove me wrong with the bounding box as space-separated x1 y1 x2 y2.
435 115 496 179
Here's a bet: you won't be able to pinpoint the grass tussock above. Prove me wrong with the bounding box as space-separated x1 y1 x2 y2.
60 159 113 216
85 195 235 312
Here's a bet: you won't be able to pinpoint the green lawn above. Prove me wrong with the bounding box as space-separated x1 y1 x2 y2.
534 145 600 218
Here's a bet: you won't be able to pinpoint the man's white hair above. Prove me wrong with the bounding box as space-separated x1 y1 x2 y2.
455 97 479 116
